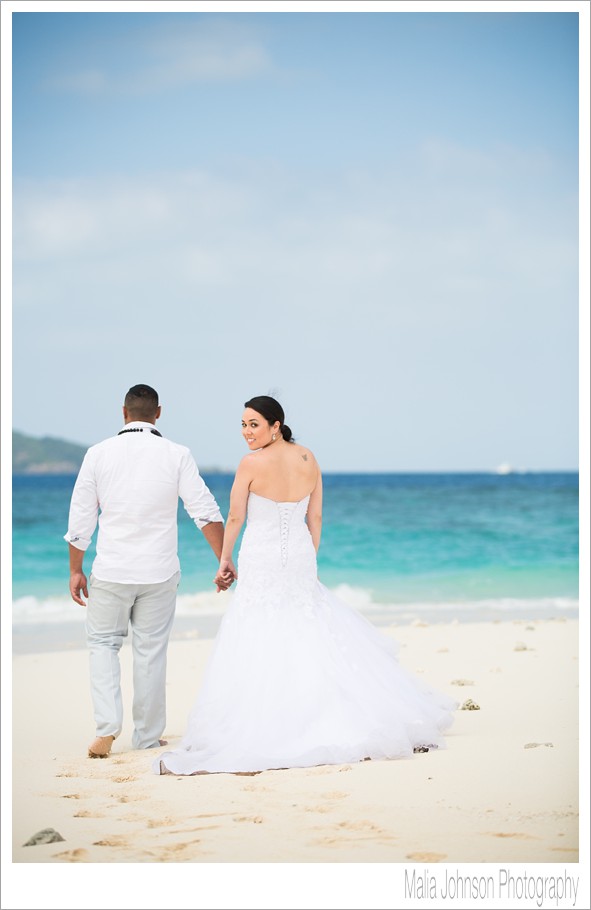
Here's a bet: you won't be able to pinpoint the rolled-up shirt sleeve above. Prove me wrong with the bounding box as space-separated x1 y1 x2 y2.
63 451 99 551
178 450 224 529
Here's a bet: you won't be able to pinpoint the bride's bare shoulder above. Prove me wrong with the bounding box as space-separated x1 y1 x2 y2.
237 451 261 470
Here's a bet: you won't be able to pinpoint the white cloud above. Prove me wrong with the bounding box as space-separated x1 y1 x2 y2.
45 19 274 95
137 20 272 88
13 148 575 320
419 136 556 180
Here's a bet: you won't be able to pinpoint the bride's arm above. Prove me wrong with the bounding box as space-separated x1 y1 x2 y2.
215 457 253 584
307 467 323 553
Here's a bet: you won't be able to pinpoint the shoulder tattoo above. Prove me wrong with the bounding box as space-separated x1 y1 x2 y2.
301 453 308 461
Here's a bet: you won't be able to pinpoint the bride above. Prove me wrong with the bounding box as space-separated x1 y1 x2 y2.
155 396 455 776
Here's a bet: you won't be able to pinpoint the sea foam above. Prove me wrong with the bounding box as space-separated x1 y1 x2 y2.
12 587 579 627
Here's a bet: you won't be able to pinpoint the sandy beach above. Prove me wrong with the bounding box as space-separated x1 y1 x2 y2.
7 615 588 906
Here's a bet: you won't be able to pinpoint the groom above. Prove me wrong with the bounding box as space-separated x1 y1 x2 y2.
65 383 231 758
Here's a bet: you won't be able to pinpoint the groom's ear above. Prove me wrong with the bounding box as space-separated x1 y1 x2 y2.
155 405 162 420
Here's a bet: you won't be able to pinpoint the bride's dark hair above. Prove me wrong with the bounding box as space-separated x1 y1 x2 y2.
244 396 294 443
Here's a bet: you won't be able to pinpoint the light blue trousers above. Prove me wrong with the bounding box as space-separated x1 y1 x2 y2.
86 571 180 750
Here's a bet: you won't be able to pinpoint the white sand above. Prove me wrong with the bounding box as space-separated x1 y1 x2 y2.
6 617 588 907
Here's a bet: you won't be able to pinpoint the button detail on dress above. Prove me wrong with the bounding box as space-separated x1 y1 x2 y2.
277 504 292 567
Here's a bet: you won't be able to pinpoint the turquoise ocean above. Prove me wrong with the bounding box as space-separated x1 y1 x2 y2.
12 472 578 649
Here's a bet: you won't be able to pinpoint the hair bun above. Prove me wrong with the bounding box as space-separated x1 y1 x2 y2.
281 424 294 443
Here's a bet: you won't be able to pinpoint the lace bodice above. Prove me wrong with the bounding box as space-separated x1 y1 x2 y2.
234 492 317 613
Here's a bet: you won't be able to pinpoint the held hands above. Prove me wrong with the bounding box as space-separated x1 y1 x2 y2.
70 571 89 606
214 558 237 593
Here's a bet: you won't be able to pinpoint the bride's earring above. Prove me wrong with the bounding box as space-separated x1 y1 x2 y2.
272 434 276 441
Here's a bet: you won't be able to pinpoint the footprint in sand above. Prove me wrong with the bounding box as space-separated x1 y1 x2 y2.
337 820 393 837
321 791 349 800
232 815 264 824
313 821 395 846
111 775 139 783
54 848 89 862
114 811 145 823
304 804 335 814
486 832 538 839
146 817 178 828
93 835 129 847
61 793 83 800
165 840 203 853
55 771 78 778
407 852 447 862
337 820 375 831
110 793 146 803
192 812 234 820
149 840 210 860
74 809 106 818
311 835 348 846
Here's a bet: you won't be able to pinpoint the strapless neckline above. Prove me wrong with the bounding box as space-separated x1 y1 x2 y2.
249 490 310 505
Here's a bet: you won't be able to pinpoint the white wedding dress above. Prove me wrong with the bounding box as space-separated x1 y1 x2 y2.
155 492 456 775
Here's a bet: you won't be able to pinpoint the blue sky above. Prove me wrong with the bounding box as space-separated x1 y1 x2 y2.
6 4 586 471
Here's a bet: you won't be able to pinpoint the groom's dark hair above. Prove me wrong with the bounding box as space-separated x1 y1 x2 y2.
124 384 159 420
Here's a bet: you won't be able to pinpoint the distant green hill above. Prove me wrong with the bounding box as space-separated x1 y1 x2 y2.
12 430 88 474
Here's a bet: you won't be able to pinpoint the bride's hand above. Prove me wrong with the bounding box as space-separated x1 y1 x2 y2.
214 559 237 593
214 571 234 592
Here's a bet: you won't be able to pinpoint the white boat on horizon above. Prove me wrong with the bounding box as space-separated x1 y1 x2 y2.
494 462 515 475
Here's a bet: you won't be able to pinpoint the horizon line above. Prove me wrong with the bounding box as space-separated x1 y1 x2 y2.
12 467 580 476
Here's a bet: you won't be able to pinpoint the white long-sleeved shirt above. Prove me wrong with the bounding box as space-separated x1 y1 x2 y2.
64 421 223 584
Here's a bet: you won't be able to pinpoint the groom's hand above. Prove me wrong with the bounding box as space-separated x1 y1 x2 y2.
214 559 237 593
214 571 235 593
